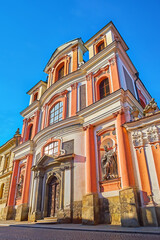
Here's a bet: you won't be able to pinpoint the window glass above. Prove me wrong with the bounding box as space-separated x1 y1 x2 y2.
97 42 105 53
50 102 63 125
58 65 64 80
99 78 110 99
44 142 58 156
28 125 33 140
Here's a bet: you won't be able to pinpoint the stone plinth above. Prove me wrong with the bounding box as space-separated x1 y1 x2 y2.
155 205 160 226
141 205 158 226
57 209 71 223
119 188 139 227
82 193 99 225
73 201 82 223
99 196 121 225
15 203 29 221
1 206 15 220
28 211 41 222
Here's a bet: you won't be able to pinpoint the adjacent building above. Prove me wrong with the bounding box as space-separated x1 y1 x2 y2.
0 129 21 220
3 21 160 226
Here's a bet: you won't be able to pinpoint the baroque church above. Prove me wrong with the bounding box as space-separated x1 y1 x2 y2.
0 21 160 227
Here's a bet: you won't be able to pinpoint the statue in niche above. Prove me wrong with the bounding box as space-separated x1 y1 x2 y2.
101 145 118 181
16 174 24 198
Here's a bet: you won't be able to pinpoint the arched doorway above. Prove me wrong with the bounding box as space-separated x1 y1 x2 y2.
47 176 60 217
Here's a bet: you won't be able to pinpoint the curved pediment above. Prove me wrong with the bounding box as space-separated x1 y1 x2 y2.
44 38 87 73
32 153 75 171
33 154 56 170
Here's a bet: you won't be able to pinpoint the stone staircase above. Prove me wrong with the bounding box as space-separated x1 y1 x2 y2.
36 217 57 224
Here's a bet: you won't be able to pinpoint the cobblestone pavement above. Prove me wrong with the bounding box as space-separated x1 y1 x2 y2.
0 226 160 240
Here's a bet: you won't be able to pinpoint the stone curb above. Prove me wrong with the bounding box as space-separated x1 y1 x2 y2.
0 224 160 235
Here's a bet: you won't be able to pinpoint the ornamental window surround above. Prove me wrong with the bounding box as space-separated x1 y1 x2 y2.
93 66 111 101
49 102 63 125
94 36 107 56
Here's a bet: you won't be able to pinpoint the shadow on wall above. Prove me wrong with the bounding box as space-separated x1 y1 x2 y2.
74 155 86 163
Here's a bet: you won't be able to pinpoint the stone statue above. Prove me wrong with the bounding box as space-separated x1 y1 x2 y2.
16 175 24 198
143 98 157 116
101 145 118 181
130 106 139 120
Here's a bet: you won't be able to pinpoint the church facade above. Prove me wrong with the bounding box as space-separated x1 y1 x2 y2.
3 21 160 226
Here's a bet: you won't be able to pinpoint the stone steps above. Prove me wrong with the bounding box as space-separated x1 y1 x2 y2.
37 217 57 224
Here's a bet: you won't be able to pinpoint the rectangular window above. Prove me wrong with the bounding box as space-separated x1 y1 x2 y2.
123 67 135 97
80 84 86 110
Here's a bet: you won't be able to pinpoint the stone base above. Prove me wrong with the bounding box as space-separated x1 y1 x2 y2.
15 203 29 221
28 211 42 222
141 205 158 226
99 196 121 225
73 201 82 223
119 188 139 227
1 206 15 220
57 209 71 223
155 205 160 226
82 193 99 225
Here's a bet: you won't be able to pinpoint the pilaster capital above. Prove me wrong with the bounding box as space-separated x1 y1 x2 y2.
147 126 160 143
83 124 94 131
71 82 78 90
112 108 125 118
72 44 78 51
108 56 116 65
23 119 28 125
86 72 93 81
132 130 144 147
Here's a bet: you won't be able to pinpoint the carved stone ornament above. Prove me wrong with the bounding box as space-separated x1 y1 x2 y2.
130 106 139 121
78 61 84 68
147 126 159 143
101 145 118 181
143 98 157 116
132 131 143 147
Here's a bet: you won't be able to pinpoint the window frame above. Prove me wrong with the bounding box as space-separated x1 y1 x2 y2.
49 101 63 125
99 78 110 99
41 139 61 157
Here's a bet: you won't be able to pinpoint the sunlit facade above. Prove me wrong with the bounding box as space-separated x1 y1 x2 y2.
2 21 160 226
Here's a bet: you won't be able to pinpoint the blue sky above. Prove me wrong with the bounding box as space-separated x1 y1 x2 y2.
0 0 160 146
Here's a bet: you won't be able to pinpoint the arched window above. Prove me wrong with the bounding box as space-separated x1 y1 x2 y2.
50 102 63 125
44 141 58 156
28 125 33 140
97 41 105 53
0 183 4 199
33 92 38 101
58 65 64 80
99 78 110 99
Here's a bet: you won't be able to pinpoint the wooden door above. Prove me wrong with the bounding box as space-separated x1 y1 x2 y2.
47 177 60 217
